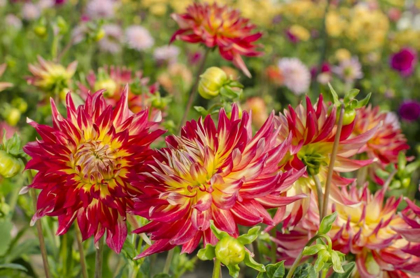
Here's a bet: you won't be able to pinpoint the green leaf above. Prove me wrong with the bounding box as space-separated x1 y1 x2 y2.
237 226 260 245
153 274 171 278
315 250 330 272
292 263 317 278
318 213 337 235
330 262 356 278
265 261 285 278
405 160 420 174
227 264 240 278
331 251 344 273
398 152 407 170
327 83 340 105
344 89 360 103
355 93 371 108
0 219 12 256
302 244 326 256
210 221 230 240
243 251 265 272
0 263 27 272
194 106 209 117
197 244 216 261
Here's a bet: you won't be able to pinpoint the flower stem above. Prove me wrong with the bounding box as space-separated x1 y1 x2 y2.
28 171 51 278
313 175 323 219
94 236 105 278
270 228 277 263
75 224 89 278
321 105 344 219
212 259 221 278
178 48 210 132
163 248 175 274
383 168 398 191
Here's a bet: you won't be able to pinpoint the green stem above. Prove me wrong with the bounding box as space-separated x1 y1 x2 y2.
75 225 89 278
286 234 330 278
30 187 51 278
313 175 323 219
321 105 344 219
252 240 262 264
163 248 175 274
212 259 221 278
178 48 210 132
270 228 277 263
94 236 105 278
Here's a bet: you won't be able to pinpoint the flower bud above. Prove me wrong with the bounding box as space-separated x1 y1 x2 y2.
34 25 47 38
94 79 117 97
341 107 356 125
215 237 245 266
0 150 21 178
93 28 106 42
198 67 228 99
6 108 21 126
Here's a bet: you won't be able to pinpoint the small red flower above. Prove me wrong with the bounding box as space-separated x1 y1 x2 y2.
24 87 164 253
170 2 263 78
131 105 305 258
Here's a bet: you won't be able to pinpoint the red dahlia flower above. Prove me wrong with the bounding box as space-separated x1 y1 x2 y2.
24 87 164 253
170 2 263 78
132 105 305 258
274 95 378 227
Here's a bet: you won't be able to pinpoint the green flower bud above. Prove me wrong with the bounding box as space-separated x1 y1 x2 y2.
56 16 68 35
198 67 228 99
34 26 47 38
94 79 117 97
341 107 356 125
12 98 28 113
93 28 106 42
6 108 21 126
0 150 21 178
215 237 245 266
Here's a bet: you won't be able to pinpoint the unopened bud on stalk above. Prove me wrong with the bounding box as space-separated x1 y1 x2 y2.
0 150 21 178
215 237 246 266
198 67 228 99
94 79 117 97
6 108 21 126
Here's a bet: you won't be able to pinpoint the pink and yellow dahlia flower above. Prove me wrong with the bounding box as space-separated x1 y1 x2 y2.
170 2 263 78
78 66 160 114
132 105 305 258
274 95 378 226
275 186 420 277
353 106 409 167
24 88 164 253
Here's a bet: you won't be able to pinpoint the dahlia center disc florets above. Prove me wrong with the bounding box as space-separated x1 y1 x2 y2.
72 141 119 183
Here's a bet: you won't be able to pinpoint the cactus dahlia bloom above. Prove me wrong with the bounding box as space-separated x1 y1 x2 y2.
353 106 409 167
23 88 164 253
78 66 160 114
132 105 305 258
275 186 420 277
170 2 262 78
27 56 77 97
274 95 378 226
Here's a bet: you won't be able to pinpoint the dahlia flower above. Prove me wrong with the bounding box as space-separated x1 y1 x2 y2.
86 0 117 19
132 105 305 258
399 100 420 122
333 57 363 84
5 14 22 30
153 45 180 65
274 95 377 226
78 66 159 114
275 186 420 277
125 26 154 51
353 106 409 167
22 3 41 21
98 24 123 54
277 58 311 95
170 2 263 78
23 88 164 253
390 47 417 76
0 64 13 92
27 56 77 98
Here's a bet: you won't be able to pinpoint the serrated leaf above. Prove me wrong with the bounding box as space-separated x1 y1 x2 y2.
319 213 337 235
197 244 216 261
302 244 326 256
210 221 230 240
237 226 260 245
0 263 27 272
227 264 240 278
265 261 285 278
244 251 265 272
330 262 356 278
